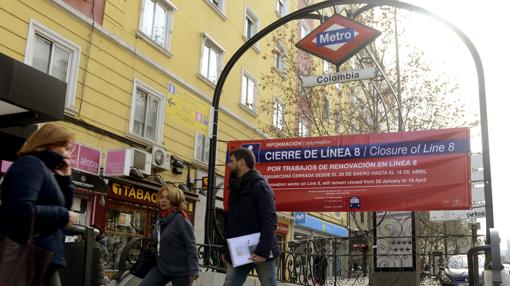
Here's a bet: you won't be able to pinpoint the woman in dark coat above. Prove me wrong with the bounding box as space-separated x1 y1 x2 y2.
140 185 199 286
0 123 79 286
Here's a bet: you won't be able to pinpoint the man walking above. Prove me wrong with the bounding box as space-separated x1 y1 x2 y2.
223 147 280 286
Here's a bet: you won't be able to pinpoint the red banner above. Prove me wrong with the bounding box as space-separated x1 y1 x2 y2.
224 128 471 212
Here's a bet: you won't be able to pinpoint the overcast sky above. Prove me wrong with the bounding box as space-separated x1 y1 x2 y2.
400 0 510 248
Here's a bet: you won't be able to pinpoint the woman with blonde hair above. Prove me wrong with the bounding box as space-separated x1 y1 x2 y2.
0 123 79 286
140 185 199 286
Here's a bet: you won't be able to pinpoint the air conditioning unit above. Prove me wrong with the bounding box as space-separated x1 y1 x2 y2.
104 148 152 176
152 146 171 171
131 148 152 175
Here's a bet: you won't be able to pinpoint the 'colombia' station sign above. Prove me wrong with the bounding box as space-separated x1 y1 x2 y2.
301 67 376 87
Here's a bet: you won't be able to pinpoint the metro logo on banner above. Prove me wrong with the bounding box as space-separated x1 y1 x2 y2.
296 15 381 65
224 128 471 212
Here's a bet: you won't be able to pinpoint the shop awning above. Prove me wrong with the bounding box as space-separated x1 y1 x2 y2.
294 212 348 237
71 170 108 193
0 53 66 128
108 176 163 192
107 176 199 201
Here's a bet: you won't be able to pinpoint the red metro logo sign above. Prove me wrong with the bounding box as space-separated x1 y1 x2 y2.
296 15 381 65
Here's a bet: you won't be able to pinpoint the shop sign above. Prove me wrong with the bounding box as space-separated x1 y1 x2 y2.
71 170 107 193
109 182 158 206
69 142 101 175
293 212 348 237
429 208 486 221
225 128 470 212
276 223 289 235
104 150 130 176
294 212 306 223
1 160 13 173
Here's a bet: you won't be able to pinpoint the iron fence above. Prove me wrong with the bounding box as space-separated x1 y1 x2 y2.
196 234 480 286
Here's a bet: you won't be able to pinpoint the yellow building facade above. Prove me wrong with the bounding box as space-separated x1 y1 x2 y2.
0 0 351 269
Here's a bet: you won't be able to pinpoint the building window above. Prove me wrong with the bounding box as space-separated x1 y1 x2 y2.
298 118 310 137
276 0 288 17
272 99 284 130
129 80 165 143
274 43 286 73
194 133 210 163
334 110 341 133
300 21 310 39
275 51 285 73
335 212 341 219
241 71 257 111
323 97 329 121
25 20 81 109
244 7 259 40
200 35 224 84
206 0 226 16
349 87 357 104
360 212 365 224
140 0 175 49
323 60 330 74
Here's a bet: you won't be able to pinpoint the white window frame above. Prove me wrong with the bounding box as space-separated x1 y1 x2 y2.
138 0 177 51
204 0 227 19
199 33 225 85
244 6 259 40
349 86 357 104
240 69 257 112
272 98 284 131
274 42 286 73
323 97 330 121
276 0 288 17
300 21 310 40
323 60 331 74
334 109 341 133
194 132 210 163
298 118 310 137
128 79 166 144
25 19 81 111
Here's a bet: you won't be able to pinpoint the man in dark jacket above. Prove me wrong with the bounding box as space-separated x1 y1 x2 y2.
223 148 280 286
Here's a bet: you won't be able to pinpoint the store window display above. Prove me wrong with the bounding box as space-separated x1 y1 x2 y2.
104 201 158 271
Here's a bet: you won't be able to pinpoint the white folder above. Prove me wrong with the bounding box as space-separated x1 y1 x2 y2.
227 232 266 267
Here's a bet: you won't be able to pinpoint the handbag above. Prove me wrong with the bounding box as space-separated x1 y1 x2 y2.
129 248 156 278
0 216 53 286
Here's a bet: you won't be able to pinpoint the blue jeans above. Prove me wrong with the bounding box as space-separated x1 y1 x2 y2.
223 259 277 286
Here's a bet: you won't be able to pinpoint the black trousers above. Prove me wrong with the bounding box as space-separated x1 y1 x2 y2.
139 266 189 286
43 265 62 286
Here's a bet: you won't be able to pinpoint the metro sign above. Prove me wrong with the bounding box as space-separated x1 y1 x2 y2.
296 15 381 65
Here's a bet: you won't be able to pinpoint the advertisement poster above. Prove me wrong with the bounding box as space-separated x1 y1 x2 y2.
224 128 471 212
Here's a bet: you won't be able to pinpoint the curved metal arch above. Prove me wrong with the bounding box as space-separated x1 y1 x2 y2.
205 0 492 246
